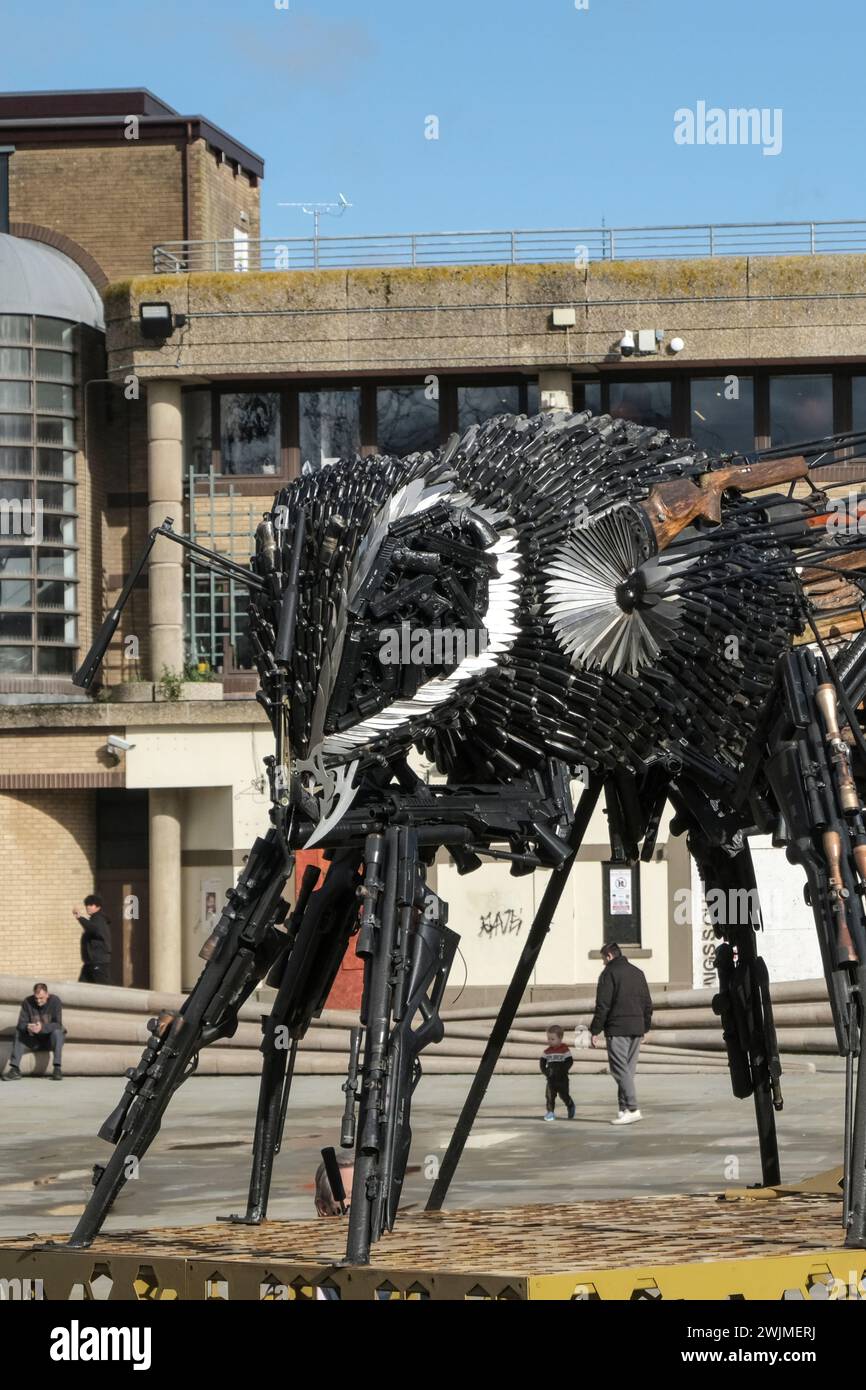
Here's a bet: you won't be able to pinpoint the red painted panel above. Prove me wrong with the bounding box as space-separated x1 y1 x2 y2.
294 849 363 1011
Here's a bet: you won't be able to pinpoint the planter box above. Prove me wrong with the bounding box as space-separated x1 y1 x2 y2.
153 681 224 702
180 681 223 702
107 682 155 703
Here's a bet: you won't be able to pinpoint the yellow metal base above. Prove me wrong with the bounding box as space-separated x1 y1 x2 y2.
723 1165 844 1202
0 1192 862 1300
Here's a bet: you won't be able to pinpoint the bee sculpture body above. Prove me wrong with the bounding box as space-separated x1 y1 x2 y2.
68 411 866 1260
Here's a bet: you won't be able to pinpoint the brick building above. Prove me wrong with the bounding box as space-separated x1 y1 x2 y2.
1 87 860 998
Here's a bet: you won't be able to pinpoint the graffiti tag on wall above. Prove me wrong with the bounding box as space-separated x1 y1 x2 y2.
478 908 522 940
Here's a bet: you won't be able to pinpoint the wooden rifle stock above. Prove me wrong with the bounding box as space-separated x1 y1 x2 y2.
638 455 809 551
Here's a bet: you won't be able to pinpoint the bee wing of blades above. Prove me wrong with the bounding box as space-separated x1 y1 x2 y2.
559 537 624 592
551 598 621 653
544 501 695 672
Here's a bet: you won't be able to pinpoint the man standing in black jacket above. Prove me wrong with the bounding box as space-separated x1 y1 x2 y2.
589 942 653 1125
1 983 64 1080
73 894 112 985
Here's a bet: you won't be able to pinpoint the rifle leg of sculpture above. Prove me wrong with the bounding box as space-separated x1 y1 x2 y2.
845 1002 866 1244
345 827 402 1263
426 775 604 1214
344 825 458 1263
221 852 363 1224
63 831 292 1248
689 835 782 1188
764 648 866 1234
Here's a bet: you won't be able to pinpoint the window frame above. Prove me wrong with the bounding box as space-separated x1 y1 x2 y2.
185 375 540 495
575 364 861 456
0 315 79 680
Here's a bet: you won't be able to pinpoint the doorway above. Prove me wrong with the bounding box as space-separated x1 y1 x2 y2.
96 790 149 987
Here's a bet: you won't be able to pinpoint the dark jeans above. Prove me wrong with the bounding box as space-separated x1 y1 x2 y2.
544 1069 572 1112
79 963 110 984
10 1026 64 1069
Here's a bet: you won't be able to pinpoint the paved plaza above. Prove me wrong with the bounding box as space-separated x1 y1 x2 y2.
0 1065 846 1240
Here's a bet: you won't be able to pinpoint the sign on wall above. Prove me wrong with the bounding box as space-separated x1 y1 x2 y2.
602 861 641 944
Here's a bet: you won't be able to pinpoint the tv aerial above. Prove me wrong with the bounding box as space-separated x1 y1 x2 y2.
278 193 353 240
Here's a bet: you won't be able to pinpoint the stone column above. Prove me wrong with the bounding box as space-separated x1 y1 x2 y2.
538 370 573 412
149 788 183 993
147 382 184 680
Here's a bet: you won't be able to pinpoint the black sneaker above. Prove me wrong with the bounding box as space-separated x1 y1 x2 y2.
1 1067 22 1081
567 1099 576 1120
51 1069 63 1081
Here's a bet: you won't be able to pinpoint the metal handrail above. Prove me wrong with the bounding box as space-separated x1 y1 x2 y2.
152 220 866 275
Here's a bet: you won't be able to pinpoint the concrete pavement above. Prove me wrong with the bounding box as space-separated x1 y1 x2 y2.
0 1066 846 1239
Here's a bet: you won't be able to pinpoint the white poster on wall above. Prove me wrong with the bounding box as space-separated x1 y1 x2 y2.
609 868 632 916
690 841 824 988
200 878 221 934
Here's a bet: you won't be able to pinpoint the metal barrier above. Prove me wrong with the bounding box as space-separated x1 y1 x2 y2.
152 220 866 275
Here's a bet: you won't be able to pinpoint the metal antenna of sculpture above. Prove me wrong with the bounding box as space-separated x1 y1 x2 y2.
63 410 866 1262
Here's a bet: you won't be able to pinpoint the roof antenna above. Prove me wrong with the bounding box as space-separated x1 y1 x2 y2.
277 193 352 268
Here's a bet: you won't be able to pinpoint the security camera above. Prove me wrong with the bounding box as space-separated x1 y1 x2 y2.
106 734 135 758
669 336 685 354
619 330 635 357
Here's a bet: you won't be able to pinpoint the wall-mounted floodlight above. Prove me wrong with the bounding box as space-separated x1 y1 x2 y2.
139 303 187 339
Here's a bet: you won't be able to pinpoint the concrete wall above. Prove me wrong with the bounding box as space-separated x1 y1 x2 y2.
103 254 866 382
430 792 676 996
124 722 274 989
689 840 824 990
179 785 235 988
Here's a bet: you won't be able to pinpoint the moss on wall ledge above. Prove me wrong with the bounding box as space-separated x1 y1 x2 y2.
102 254 866 317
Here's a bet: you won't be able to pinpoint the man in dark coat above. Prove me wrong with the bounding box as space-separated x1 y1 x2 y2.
1 983 64 1080
589 942 653 1125
73 894 112 984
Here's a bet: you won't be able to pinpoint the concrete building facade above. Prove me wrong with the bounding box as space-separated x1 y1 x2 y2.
1 88 860 1001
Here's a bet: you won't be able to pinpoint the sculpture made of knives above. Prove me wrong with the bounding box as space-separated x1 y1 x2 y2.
67 409 866 1261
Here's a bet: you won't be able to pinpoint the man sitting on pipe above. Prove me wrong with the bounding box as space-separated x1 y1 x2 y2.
1 983 64 1081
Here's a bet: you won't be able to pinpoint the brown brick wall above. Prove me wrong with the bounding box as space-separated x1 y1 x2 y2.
189 142 260 251
0 791 96 978
93 389 152 684
8 137 261 283
8 141 186 281
0 730 119 776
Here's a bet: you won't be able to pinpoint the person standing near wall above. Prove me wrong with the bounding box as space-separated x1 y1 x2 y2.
72 894 112 985
590 942 653 1125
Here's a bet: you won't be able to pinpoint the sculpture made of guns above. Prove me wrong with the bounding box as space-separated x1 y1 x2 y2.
64 408 866 1260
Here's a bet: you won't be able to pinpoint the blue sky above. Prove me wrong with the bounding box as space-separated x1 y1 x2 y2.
2 0 864 238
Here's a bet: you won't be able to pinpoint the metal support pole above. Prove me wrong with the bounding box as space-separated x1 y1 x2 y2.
844 1029 855 1228
845 979 866 1245
426 775 603 1212
735 914 782 1188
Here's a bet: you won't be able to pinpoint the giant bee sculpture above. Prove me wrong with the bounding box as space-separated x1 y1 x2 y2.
68 409 866 1261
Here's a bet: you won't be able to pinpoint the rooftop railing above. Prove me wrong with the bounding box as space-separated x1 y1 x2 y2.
152 220 866 275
